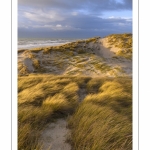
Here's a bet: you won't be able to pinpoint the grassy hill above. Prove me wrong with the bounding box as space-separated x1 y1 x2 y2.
18 33 132 150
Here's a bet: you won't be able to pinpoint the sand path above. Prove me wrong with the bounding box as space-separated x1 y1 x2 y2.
95 38 132 75
40 119 71 150
39 86 88 150
23 58 34 72
97 39 115 58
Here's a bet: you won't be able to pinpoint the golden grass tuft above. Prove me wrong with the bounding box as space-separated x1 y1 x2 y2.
18 63 29 75
22 50 35 58
42 94 71 112
68 78 132 150
32 58 40 69
86 77 105 93
18 105 53 150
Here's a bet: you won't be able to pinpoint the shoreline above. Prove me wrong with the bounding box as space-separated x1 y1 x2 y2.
17 37 100 52
18 38 85 51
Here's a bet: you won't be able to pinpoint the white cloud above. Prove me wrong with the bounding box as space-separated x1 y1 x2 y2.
52 25 81 31
108 16 115 19
19 23 81 31
118 23 125 26
24 9 65 23
72 12 78 16
107 16 132 22
108 16 123 20
115 0 124 4
56 24 62 28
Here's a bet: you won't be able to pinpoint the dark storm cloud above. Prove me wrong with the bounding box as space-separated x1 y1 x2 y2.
18 0 132 12
64 14 131 29
18 0 132 38
18 14 132 38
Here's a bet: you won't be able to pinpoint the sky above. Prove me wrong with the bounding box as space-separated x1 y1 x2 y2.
18 0 132 38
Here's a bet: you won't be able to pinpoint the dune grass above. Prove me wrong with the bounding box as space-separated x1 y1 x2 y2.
18 62 29 75
68 77 132 150
32 58 40 69
18 74 81 150
85 37 100 44
30 48 43 53
18 74 132 150
106 33 132 59
18 34 132 150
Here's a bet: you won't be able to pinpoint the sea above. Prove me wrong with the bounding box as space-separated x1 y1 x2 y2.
18 38 83 50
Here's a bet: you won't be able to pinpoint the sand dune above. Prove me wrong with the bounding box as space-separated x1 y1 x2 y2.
18 35 132 77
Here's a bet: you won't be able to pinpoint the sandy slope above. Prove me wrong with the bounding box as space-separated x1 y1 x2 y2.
40 119 71 150
18 37 132 77
18 38 132 77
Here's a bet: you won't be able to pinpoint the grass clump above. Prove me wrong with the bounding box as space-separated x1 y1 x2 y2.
116 49 132 59
18 74 81 150
18 123 41 150
62 82 79 106
68 78 132 150
85 37 100 44
93 62 111 73
30 48 42 53
22 50 35 58
18 105 53 150
42 94 71 112
32 58 40 69
43 47 53 54
18 63 29 75
86 78 105 93
106 33 132 59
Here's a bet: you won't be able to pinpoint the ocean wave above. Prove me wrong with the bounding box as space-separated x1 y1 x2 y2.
18 38 78 50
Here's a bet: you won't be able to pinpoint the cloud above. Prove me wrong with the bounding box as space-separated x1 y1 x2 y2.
18 0 132 12
23 9 65 23
18 0 132 38
18 13 132 32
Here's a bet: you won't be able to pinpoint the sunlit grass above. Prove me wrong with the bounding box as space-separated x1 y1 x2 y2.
42 94 71 112
18 74 81 150
32 58 40 69
86 77 105 93
18 75 132 150
18 62 29 75
18 34 132 150
68 78 132 150
106 33 132 59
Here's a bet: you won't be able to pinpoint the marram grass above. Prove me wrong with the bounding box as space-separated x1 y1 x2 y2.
68 78 132 150
18 74 132 150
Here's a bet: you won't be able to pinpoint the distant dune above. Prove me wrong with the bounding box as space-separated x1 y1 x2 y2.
18 33 132 77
